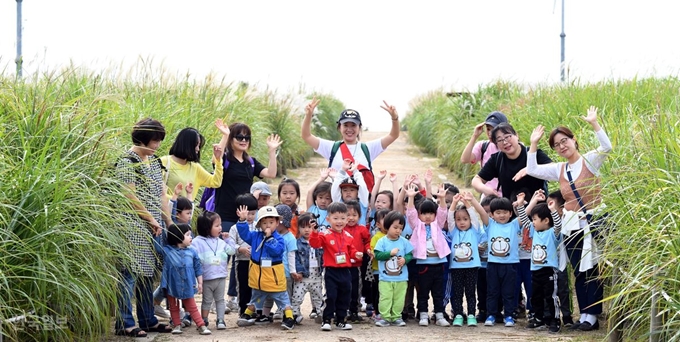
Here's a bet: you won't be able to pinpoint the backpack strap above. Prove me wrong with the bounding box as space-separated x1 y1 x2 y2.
564 163 592 222
360 143 372 170
328 141 343 168
480 141 489 163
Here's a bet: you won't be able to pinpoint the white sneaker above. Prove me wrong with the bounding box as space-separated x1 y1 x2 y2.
171 325 182 334
435 313 449 327
154 305 170 318
198 325 212 335
337 322 352 330
321 322 332 331
216 320 227 330
227 298 239 312
273 309 283 320
419 312 430 326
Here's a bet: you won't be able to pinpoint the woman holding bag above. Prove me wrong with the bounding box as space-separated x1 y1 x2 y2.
526 106 613 332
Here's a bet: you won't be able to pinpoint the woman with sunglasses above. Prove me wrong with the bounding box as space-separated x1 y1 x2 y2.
471 123 553 203
301 97 400 177
525 106 612 332
213 122 282 231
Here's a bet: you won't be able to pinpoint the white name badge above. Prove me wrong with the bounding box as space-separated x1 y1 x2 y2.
335 253 347 264
427 239 434 250
261 258 272 268
210 256 221 265
309 258 319 268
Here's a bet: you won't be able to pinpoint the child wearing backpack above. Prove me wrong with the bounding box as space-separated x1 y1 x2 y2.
290 213 325 323
235 205 296 330
447 192 488 327
228 194 259 315
161 224 211 335
405 182 451 327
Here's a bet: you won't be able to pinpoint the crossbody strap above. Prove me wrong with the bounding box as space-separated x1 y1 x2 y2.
564 163 592 222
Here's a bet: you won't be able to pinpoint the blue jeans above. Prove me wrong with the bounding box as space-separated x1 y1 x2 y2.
116 270 159 330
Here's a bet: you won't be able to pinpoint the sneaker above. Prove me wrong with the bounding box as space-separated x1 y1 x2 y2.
375 319 390 327
226 298 239 312
273 309 283 320
527 318 545 329
467 315 477 327
154 304 171 318
504 316 515 327
309 308 318 319
435 313 449 327
294 314 303 324
237 313 256 327
452 314 464 327
181 314 192 328
336 322 353 330
216 319 227 330
419 312 429 326
197 325 211 335
484 315 495 326
549 320 561 333
171 325 182 334
366 304 374 317
321 321 332 331
393 318 407 327
282 317 295 330
255 314 273 325
349 312 364 323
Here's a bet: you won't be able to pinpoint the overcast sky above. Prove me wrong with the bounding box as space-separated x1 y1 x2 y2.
1 0 679 130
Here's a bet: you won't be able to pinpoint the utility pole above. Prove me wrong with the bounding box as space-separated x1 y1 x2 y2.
16 0 23 78
560 0 566 82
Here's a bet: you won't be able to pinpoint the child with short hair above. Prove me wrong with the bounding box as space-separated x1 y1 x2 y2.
192 211 236 330
161 224 211 335
229 194 259 315
306 168 333 231
484 197 522 327
235 205 296 330
332 159 370 225
262 204 298 321
309 202 364 331
277 178 301 237
448 192 488 327
369 208 390 320
547 190 575 327
516 191 563 333
405 182 451 327
290 213 325 323
343 200 371 323
476 194 498 321
373 211 413 327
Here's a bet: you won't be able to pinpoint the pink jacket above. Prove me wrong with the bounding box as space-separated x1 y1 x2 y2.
407 206 451 259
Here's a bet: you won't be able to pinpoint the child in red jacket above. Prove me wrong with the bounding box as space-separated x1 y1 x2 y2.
343 200 371 322
310 202 364 331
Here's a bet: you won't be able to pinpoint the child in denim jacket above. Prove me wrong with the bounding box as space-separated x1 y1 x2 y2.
291 213 325 323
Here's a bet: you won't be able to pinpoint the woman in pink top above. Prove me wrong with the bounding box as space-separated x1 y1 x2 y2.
526 106 612 332
460 111 508 198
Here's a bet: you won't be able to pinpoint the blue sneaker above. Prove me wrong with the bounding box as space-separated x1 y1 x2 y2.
484 315 495 326
504 316 515 327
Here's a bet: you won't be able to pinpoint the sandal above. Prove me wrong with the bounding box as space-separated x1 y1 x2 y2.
115 327 148 338
146 323 172 333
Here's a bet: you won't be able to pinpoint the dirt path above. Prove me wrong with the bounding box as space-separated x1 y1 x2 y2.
109 131 604 342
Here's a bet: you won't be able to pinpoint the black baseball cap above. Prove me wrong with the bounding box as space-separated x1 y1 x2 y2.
337 109 362 126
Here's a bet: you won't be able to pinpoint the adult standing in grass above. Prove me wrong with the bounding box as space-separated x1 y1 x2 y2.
471 123 552 202
460 111 509 198
161 120 231 200
526 106 612 332
301 97 401 191
115 118 174 337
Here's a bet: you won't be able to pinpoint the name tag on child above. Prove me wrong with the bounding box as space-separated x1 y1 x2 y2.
335 252 347 264
261 258 272 268
310 258 318 268
210 256 221 265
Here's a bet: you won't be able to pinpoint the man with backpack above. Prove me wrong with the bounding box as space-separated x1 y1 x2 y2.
301 97 402 193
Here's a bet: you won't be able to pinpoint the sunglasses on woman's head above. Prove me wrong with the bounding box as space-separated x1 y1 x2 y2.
234 134 251 142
